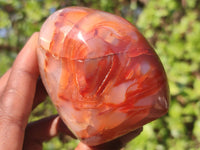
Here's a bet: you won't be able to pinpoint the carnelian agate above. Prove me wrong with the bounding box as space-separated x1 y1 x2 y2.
37 7 169 146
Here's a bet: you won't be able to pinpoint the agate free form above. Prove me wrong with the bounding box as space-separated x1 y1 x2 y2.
37 7 170 146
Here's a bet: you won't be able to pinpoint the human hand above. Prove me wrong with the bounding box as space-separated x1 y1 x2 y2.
0 33 142 150
0 32 71 150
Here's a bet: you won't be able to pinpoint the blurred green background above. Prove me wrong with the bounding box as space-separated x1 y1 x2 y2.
0 0 200 149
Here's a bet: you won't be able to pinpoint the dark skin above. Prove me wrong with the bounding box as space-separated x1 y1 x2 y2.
0 33 142 150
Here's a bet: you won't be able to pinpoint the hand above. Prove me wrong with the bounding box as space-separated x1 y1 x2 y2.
0 33 142 150
0 32 71 150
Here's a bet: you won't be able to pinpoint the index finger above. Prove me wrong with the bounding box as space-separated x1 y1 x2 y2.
0 32 39 150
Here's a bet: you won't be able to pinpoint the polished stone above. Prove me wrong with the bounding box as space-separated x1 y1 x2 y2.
37 7 170 146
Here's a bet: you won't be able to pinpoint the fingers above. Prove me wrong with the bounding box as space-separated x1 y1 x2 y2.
75 127 143 150
23 115 74 150
0 32 39 124
32 78 47 110
23 119 142 150
119 127 143 145
76 142 91 150
0 32 39 150
0 72 47 111
0 69 11 96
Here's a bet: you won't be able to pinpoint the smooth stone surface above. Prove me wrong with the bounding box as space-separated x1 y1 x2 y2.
37 7 170 146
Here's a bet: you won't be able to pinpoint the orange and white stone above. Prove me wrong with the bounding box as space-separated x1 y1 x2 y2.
37 7 170 146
